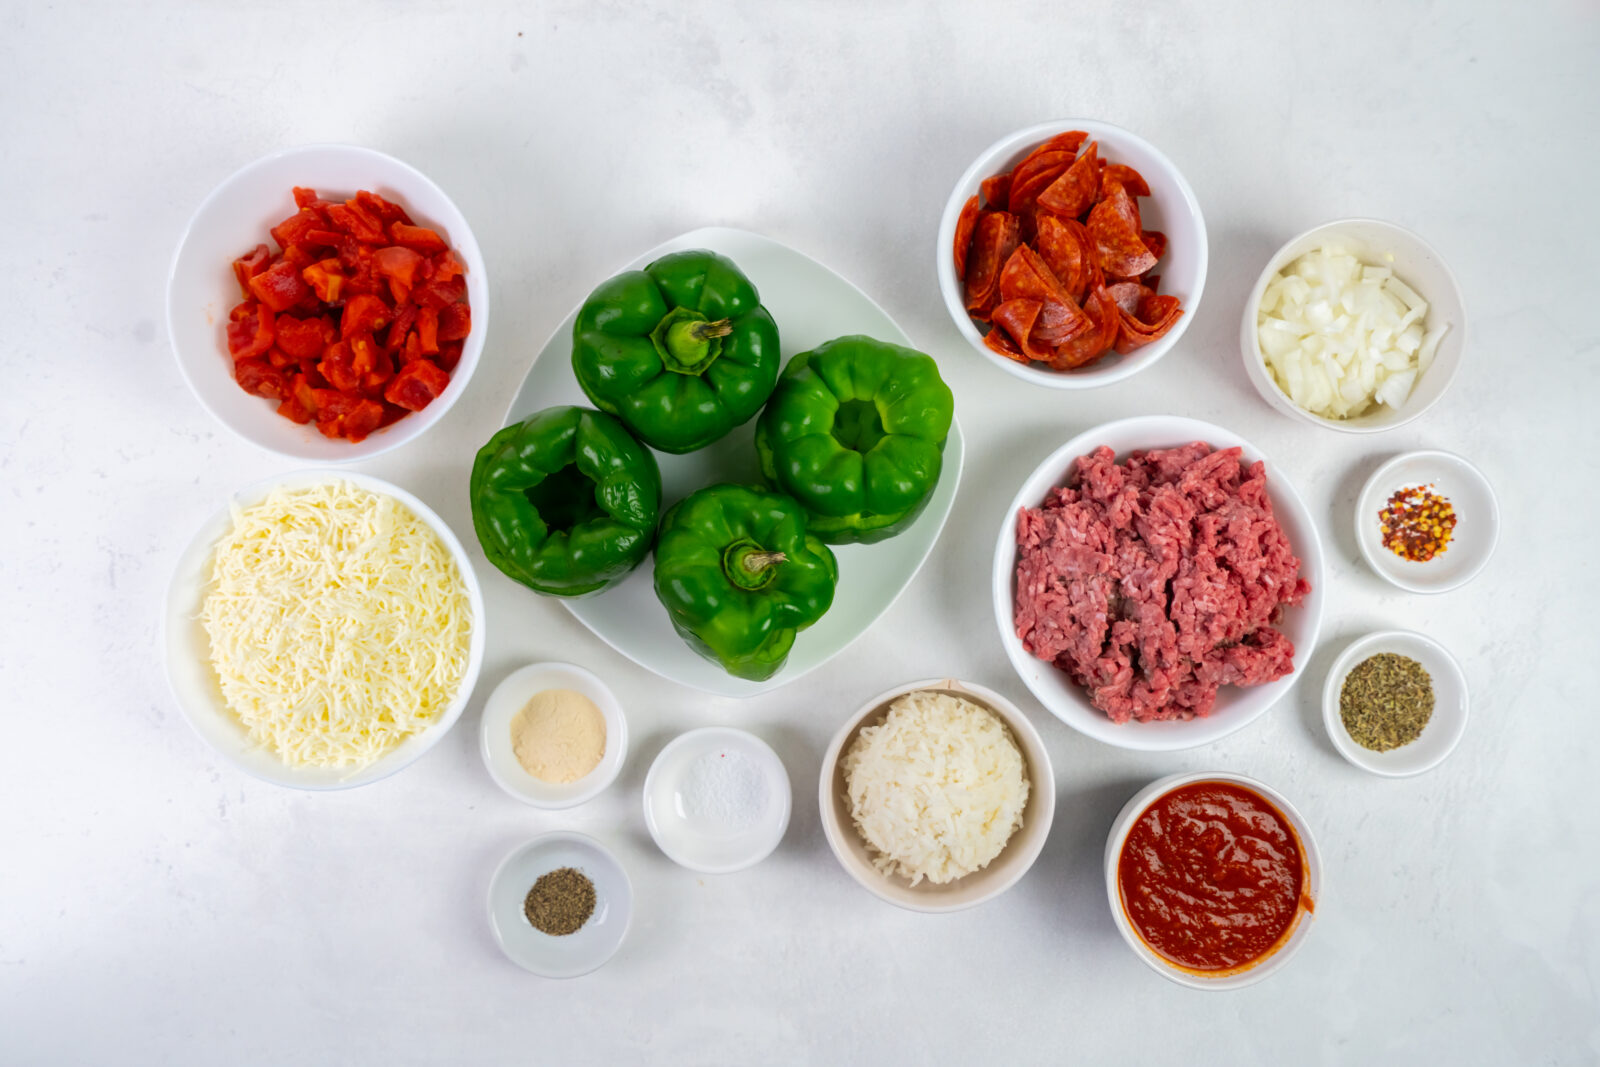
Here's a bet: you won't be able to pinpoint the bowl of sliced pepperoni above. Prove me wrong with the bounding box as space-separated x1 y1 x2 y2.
939 120 1206 389
168 143 487 461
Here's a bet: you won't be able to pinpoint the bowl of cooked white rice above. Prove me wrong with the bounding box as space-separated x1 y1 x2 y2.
818 678 1056 912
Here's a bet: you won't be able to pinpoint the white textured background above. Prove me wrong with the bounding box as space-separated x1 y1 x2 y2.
3 2 1596 1063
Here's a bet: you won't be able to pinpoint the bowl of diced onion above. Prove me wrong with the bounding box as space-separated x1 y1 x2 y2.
1240 219 1465 433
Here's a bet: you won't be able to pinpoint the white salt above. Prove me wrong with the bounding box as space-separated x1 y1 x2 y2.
678 748 767 834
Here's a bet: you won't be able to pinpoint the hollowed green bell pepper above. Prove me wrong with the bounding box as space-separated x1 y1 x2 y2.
470 405 661 597
653 484 837 681
755 335 954 545
572 249 781 454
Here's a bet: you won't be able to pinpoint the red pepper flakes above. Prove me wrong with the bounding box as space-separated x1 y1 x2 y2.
1379 484 1457 563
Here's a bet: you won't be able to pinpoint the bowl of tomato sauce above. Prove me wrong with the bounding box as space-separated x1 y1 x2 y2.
1104 772 1321 989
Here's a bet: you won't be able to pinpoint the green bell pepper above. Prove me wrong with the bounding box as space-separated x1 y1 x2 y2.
755 335 954 545
653 484 837 681
470 405 661 597
572 249 781 454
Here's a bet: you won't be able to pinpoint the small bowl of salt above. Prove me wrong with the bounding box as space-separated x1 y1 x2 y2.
642 727 792 874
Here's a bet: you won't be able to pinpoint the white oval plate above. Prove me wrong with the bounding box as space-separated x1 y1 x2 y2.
500 227 965 697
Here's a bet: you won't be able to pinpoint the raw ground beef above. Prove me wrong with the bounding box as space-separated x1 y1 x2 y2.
1013 442 1310 723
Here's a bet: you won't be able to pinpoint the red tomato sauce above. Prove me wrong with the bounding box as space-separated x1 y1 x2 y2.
1117 781 1310 973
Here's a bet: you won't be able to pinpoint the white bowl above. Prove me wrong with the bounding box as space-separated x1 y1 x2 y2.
642 727 792 874
167 143 489 461
1104 772 1322 989
992 415 1326 751
1322 630 1469 777
817 678 1057 913
1355 449 1498 593
479 663 628 809
487 832 632 978
1240 218 1465 433
937 119 1207 389
162 470 486 789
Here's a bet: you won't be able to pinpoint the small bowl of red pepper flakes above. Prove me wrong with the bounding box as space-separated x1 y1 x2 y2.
168 144 488 461
1355 449 1499 594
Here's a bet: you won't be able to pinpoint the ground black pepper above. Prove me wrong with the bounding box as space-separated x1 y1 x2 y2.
1339 653 1434 752
523 867 596 936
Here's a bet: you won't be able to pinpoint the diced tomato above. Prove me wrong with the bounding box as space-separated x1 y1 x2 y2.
399 331 424 365
301 260 344 304
275 315 336 359
225 186 465 443
281 244 315 270
341 398 384 442
384 358 451 411
384 303 418 354
290 374 319 413
373 244 423 288
438 302 471 341
389 222 448 255
355 190 412 227
413 275 466 310
416 306 440 355
341 293 390 339
431 249 466 283
234 357 288 400
271 209 325 251
305 229 359 264
231 244 272 298
276 393 313 424
226 300 275 360
248 260 312 312
326 200 386 244
318 341 361 392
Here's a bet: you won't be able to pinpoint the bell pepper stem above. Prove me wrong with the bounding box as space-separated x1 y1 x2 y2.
651 307 731 375
743 550 786 572
722 539 786 590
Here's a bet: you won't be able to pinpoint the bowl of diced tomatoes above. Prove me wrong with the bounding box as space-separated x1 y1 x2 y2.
168 143 487 460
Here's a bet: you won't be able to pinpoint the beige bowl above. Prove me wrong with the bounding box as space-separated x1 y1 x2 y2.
818 678 1056 912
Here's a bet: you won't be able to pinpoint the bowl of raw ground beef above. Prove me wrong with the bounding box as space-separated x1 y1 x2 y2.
992 416 1325 750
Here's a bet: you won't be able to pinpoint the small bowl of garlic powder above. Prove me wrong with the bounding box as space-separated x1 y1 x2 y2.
480 662 628 809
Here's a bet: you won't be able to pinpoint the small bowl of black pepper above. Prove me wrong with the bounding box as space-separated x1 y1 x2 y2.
1321 630 1469 777
487 831 632 978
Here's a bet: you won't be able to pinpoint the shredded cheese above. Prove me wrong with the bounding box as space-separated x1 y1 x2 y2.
200 480 472 770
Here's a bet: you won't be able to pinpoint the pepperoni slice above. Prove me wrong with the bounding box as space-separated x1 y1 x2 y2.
963 211 1021 313
1113 293 1184 354
980 173 1012 211
1101 162 1151 198
1087 179 1159 279
953 194 980 279
1034 215 1092 302
1037 142 1100 219
1008 153 1076 217
991 299 1050 361
998 245 1091 344
1141 230 1167 262
983 321 1027 362
1047 280 1120 369
1105 281 1150 316
1028 130 1089 159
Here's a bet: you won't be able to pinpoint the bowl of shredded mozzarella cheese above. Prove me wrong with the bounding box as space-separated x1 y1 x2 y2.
164 470 485 789
1240 219 1465 433
818 679 1056 913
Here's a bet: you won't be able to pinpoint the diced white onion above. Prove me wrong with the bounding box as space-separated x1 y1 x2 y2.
1255 244 1443 420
